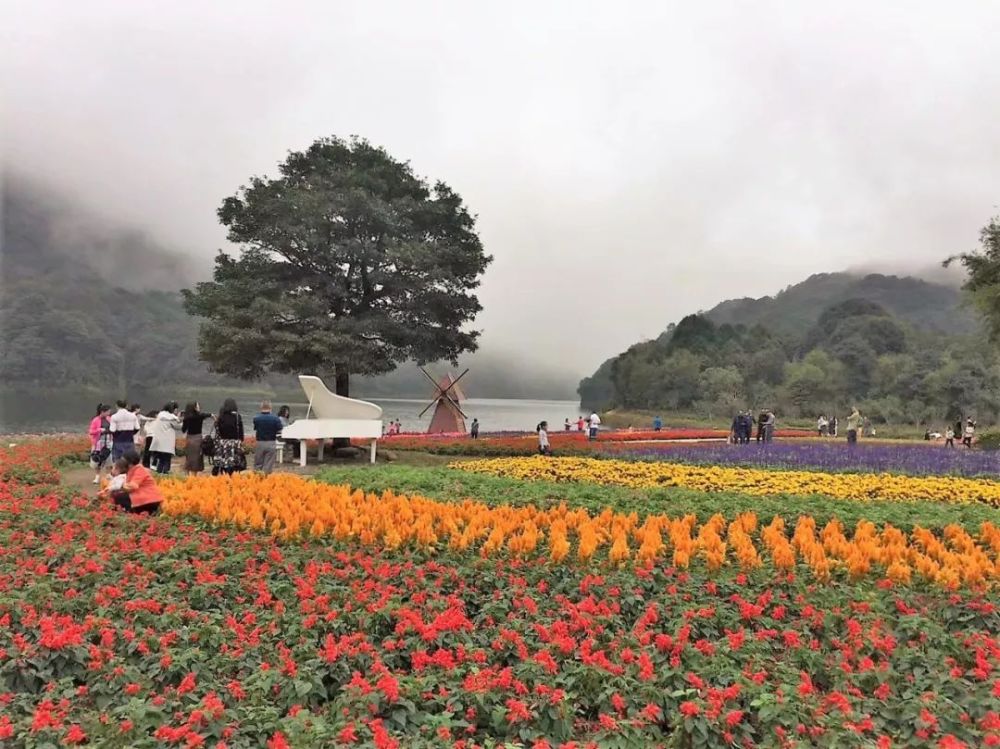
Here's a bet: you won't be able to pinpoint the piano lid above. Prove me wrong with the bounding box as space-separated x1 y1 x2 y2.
298 375 383 420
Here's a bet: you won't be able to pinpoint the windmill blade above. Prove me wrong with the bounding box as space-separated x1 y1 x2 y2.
418 366 445 417
442 368 470 394
442 391 467 418
420 389 467 419
418 366 441 391
437 368 469 418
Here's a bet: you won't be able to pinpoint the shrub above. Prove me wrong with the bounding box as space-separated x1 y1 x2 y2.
976 430 1000 450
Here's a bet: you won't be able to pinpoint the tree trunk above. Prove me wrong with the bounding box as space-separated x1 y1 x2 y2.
335 366 349 397
332 364 350 448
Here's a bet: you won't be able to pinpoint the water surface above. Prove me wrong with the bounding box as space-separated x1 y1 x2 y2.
0 389 581 436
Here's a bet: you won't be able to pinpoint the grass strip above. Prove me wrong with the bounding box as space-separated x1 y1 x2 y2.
317 464 998 533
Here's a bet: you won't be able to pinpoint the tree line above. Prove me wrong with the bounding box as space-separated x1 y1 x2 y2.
580 297 1000 425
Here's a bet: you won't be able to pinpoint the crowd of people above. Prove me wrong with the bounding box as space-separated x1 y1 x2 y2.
87 399 295 491
531 412 602 454
726 407 874 445
89 398 984 497
728 410 777 444
926 418 977 448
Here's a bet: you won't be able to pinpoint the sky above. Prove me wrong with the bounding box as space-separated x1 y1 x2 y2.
3 0 999 377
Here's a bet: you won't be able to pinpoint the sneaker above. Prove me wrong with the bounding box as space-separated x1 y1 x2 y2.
92 476 100 484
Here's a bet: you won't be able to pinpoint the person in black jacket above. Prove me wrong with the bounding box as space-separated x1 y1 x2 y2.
181 402 213 476
212 398 245 476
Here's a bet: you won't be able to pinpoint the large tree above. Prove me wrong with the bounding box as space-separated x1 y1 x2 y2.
946 214 1000 339
183 137 492 395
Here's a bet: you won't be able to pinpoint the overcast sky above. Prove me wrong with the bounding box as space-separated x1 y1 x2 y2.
3 0 999 376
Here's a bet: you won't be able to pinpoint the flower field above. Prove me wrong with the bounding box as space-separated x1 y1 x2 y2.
380 429 814 456
610 441 1000 478
1 439 1000 747
162 473 1000 587
453 455 1000 507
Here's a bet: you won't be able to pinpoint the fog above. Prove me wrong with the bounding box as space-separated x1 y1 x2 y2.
3 0 999 376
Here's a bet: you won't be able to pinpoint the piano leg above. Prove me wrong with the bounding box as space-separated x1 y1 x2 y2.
299 441 307 467
370 439 377 465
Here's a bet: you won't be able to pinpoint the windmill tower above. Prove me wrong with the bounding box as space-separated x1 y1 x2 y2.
419 367 469 434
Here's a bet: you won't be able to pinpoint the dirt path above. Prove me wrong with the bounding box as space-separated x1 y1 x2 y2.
62 466 104 494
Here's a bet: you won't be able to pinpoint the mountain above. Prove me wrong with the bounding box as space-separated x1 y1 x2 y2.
1 174 222 393
578 272 995 424
0 176 577 400
702 272 977 338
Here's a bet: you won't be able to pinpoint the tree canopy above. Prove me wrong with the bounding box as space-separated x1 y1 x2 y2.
947 215 1000 340
183 137 492 394
581 303 997 425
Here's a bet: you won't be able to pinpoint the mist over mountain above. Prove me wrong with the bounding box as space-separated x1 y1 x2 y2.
0 176 578 400
845 261 966 289
3 173 199 291
701 272 977 338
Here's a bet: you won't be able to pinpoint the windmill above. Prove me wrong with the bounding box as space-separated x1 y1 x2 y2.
419 367 469 434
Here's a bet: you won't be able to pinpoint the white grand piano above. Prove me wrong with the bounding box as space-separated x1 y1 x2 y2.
279 375 383 465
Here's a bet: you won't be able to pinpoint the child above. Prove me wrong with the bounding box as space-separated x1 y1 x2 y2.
537 421 551 456
98 458 130 498
945 427 955 448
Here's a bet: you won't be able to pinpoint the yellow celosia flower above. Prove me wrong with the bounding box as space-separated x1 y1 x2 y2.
451 455 1000 507
158 473 998 589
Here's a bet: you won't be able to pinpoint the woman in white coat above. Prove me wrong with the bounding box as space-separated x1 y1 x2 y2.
148 401 182 474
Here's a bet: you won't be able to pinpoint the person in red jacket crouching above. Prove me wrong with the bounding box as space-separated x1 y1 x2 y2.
107 451 163 515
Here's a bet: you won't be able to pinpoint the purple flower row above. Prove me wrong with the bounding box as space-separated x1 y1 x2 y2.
607 441 1000 478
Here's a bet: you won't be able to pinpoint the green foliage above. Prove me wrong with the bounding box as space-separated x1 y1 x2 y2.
975 430 1000 451
707 271 977 338
183 136 492 393
694 366 743 417
948 214 1000 340
0 176 569 400
318 464 996 532
577 357 617 410
581 272 1000 424
0 175 284 395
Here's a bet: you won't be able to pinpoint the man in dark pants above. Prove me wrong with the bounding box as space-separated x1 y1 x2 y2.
252 401 283 474
846 408 862 445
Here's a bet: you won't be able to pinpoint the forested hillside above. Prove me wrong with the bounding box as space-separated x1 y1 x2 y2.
704 272 977 337
1 177 577 399
0 176 226 392
579 273 996 424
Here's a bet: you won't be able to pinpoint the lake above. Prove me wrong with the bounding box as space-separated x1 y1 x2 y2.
369 398 584 433
0 390 583 435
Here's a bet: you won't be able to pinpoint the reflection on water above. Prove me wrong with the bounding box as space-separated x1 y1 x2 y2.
0 390 583 436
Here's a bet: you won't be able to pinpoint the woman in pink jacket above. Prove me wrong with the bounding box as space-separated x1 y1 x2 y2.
88 403 113 485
